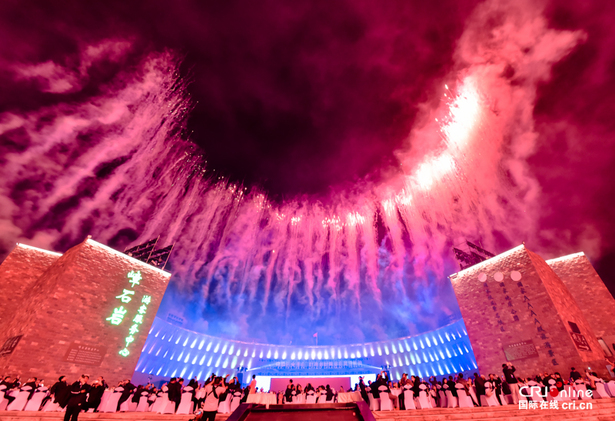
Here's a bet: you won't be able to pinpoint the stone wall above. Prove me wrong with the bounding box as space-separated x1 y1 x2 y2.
0 237 170 385
0 244 60 327
526 249 606 364
450 245 610 379
548 253 615 347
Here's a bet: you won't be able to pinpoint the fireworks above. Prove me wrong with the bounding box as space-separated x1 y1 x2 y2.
0 0 587 345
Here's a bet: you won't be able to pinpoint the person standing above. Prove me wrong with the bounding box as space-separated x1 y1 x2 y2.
371 374 382 399
284 379 294 403
570 367 582 382
200 377 227 421
64 375 89 421
167 378 182 412
398 373 408 410
447 376 458 398
489 374 503 405
456 373 469 390
502 362 520 404
227 377 240 393
411 376 420 399
553 372 565 391
358 376 369 405
42 376 67 409
473 373 485 406
243 374 255 402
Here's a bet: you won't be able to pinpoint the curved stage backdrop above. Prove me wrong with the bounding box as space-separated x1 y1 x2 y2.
132 317 477 386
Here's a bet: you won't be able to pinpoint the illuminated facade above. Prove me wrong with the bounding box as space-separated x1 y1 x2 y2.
132 317 478 385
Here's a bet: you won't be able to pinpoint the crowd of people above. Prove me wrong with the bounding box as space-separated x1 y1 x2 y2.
0 372 254 421
341 363 611 409
0 363 613 421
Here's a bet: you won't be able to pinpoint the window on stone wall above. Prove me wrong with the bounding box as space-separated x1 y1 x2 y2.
568 321 581 334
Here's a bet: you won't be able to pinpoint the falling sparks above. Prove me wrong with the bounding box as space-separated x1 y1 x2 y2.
0 0 588 345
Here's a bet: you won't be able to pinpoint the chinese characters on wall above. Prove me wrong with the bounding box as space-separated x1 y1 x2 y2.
105 270 151 357
482 270 558 366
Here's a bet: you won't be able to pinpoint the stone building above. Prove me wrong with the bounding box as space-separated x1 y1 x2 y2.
0 237 170 385
450 244 614 378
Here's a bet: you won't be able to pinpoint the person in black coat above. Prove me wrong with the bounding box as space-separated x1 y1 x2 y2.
167 377 182 411
64 375 90 421
132 384 145 404
1 376 19 406
116 380 136 411
49 376 70 408
86 377 106 412
411 376 420 398
473 373 486 406
325 385 334 401
24 377 39 400
447 376 458 398
1 375 20 389
359 377 369 404
284 380 294 403
371 374 382 399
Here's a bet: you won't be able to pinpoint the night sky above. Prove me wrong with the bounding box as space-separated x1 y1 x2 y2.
1 0 478 197
1 0 615 344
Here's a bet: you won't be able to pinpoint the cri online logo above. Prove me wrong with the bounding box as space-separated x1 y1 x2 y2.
520 386 593 399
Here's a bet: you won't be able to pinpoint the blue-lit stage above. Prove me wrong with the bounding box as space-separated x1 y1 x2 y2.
132 317 477 387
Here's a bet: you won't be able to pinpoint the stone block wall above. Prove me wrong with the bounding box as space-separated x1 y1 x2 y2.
548 253 615 344
0 237 170 386
526 249 605 364
0 244 60 327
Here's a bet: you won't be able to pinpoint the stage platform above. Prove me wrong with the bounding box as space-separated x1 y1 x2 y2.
2 399 615 421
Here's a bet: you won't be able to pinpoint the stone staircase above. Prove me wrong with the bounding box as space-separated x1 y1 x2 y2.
1 399 614 421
